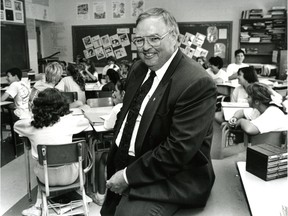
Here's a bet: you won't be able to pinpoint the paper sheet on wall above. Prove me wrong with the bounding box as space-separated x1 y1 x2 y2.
219 29 227 39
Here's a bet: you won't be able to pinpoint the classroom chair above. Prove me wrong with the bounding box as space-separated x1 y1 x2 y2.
37 140 91 216
244 131 287 147
85 90 113 99
60 92 78 104
87 97 113 107
22 137 93 204
86 97 114 193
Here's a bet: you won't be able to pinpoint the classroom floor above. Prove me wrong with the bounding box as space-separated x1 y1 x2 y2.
0 154 102 216
0 121 246 216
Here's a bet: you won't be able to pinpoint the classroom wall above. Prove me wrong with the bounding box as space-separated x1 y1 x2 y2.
27 0 287 73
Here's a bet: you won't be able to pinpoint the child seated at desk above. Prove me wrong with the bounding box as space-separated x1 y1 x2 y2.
206 56 228 84
228 82 288 135
215 66 259 124
55 63 86 105
14 88 89 216
226 49 249 81
29 62 63 105
93 79 126 206
101 68 120 92
104 78 126 130
1 67 30 120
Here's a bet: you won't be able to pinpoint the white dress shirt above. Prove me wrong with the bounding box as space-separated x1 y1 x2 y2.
115 49 178 156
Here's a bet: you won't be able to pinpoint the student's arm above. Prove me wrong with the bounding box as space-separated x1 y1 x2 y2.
228 109 245 127
84 70 98 81
236 118 260 135
228 73 237 80
1 92 10 102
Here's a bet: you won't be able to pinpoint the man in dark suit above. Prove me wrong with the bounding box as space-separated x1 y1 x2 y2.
101 8 217 216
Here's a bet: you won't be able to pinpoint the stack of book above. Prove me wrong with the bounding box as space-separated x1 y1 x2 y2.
240 32 250 42
249 9 263 19
269 6 286 18
246 144 287 181
246 48 258 54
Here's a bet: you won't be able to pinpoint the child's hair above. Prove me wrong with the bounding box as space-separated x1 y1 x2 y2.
246 82 272 106
116 78 127 92
107 69 120 85
67 63 86 91
208 56 223 69
196 56 208 69
6 67 22 80
45 62 63 84
78 58 97 74
234 49 245 56
237 66 259 83
31 88 70 129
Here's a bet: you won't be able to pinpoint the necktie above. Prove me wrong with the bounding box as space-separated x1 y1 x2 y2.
115 70 156 170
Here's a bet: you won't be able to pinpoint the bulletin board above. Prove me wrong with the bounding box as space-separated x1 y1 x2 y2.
72 24 137 67
72 21 232 67
178 22 232 66
1 0 29 76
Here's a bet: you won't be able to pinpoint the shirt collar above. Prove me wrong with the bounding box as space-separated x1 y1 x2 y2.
148 48 178 81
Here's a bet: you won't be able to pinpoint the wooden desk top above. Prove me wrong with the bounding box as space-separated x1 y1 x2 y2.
237 162 288 216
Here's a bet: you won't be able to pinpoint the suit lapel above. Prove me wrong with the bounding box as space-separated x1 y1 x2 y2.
134 50 184 156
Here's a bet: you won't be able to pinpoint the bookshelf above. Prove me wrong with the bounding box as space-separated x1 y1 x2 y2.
239 8 287 64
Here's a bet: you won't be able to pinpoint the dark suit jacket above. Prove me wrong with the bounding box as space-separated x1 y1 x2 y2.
106 49 217 207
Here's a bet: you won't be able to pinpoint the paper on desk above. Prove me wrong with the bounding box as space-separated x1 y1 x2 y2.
100 114 109 120
70 108 83 115
221 102 249 107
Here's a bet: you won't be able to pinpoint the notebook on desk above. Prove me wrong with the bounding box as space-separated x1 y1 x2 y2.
84 112 105 126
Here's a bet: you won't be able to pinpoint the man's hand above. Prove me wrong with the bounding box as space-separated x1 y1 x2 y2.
106 169 128 195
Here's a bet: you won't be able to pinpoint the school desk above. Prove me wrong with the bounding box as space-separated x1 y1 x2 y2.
216 82 239 97
175 152 250 216
237 162 288 216
221 102 250 121
82 106 113 192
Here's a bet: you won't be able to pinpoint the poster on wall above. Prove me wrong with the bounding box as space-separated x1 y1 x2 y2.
114 47 127 59
77 3 89 20
131 0 144 17
93 1 106 19
13 0 23 23
112 0 125 19
1 0 24 23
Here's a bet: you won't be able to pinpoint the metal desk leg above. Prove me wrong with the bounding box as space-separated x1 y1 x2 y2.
22 137 32 202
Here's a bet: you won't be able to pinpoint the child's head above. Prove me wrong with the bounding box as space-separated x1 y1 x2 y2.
31 88 70 129
237 66 259 86
234 49 245 64
6 68 22 84
119 60 130 79
246 82 272 108
106 68 120 84
208 56 223 73
112 79 126 105
106 56 116 65
45 62 63 85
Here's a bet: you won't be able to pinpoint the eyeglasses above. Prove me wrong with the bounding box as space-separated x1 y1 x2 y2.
132 30 171 48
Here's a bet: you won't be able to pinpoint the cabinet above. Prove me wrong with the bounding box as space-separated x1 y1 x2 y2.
239 16 287 64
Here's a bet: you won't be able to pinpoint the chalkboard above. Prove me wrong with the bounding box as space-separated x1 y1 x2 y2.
1 23 30 76
72 21 232 67
72 24 136 67
178 22 232 66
